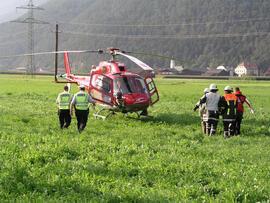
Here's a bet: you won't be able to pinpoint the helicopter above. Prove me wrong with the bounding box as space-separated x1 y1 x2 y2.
0 46 164 119
0 24 182 120
58 47 160 120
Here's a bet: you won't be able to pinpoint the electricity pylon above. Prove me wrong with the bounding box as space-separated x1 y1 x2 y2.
12 0 48 76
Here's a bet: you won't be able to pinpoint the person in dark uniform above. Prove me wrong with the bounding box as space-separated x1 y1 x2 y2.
219 86 238 138
56 85 73 129
70 85 96 133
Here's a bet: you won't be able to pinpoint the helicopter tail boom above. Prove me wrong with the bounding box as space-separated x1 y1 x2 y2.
64 52 71 75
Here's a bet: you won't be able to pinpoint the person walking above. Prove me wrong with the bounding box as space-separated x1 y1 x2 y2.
56 85 73 129
194 84 221 136
193 87 210 134
70 85 96 133
219 86 238 138
234 87 254 135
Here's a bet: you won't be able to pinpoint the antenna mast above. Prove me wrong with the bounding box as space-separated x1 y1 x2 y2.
12 0 48 76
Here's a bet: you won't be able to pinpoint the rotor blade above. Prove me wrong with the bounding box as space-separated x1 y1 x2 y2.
124 51 185 63
0 49 103 59
116 51 153 71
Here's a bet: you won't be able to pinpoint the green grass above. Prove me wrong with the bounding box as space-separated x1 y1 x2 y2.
0 75 269 202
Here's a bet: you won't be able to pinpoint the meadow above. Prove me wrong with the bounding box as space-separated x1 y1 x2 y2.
0 74 269 202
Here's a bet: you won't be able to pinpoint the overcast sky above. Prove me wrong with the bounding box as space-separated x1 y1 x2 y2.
0 0 48 23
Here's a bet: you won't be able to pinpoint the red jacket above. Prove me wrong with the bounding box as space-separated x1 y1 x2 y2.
234 91 252 112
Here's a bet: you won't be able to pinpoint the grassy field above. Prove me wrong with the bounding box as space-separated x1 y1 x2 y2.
0 74 269 202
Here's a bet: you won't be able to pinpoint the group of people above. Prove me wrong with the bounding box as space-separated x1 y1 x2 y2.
193 84 254 138
56 85 96 133
56 83 254 136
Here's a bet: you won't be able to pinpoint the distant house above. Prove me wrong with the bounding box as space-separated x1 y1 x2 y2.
14 67 27 72
202 69 230 76
180 69 202 75
174 65 184 72
37 67 51 72
264 67 270 76
158 68 178 75
234 62 259 77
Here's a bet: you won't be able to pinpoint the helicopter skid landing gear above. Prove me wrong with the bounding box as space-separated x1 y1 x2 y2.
93 108 114 120
135 110 153 119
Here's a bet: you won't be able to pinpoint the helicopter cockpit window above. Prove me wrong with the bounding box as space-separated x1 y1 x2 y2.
94 75 111 93
133 77 148 94
114 77 135 95
101 77 111 93
94 76 103 89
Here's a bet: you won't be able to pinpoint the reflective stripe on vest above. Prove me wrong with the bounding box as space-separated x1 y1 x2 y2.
75 92 89 110
223 118 236 122
59 92 72 110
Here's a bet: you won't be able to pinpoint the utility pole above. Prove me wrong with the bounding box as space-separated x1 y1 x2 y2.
55 23 59 82
12 0 48 76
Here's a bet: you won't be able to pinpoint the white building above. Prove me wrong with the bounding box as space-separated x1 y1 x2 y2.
234 62 258 77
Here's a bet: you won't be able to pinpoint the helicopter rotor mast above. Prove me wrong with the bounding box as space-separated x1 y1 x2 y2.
107 47 120 62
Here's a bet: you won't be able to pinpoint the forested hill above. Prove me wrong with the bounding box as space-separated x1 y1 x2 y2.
1 0 270 73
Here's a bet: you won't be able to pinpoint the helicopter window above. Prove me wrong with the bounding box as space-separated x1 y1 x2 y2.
146 77 155 94
119 66 125 72
133 77 147 94
95 76 103 90
102 77 111 93
92 75 111 93
114 77 135 95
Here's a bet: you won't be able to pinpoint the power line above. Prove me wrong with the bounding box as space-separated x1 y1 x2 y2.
61 31 270 39
11 0 49 76
57 17 270 28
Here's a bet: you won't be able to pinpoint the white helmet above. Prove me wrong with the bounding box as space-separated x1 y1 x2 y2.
209 83 218 91
79 85 85 89
224 86 233 91
204 88 210 93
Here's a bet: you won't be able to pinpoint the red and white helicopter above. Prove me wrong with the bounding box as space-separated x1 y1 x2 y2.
59 47 159 119
0 47 165 119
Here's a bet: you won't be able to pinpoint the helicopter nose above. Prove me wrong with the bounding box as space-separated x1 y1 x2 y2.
123 94 149 105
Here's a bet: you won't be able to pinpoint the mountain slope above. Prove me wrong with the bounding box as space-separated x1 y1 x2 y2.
1 0 270 73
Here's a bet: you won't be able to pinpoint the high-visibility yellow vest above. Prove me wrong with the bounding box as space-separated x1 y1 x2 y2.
75 92 89 110
58 92 72 110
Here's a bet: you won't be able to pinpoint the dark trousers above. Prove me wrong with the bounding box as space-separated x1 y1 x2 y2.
235 111 243 135
223 121 236 137
75 109 89 132
205 111 219 136
58 109 71 129
206 119 218 136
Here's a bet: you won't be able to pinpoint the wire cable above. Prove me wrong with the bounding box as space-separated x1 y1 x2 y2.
61 31 270 39
57 17 270 28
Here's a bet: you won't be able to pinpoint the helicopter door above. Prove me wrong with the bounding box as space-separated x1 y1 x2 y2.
89 73 113 106
144 75 159 105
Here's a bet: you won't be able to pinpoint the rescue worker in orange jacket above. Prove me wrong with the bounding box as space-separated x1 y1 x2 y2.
219 86 238 138
234 87 254 135
193 87 210 134
194 84 221 136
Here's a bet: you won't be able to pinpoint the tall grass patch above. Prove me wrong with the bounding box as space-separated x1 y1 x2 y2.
0 75 269 201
